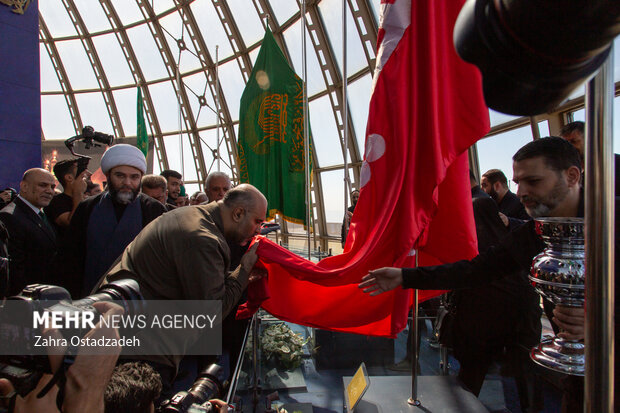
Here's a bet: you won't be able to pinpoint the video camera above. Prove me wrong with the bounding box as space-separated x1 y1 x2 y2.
0 279 143 397
158 364 228 413
64 125 114 158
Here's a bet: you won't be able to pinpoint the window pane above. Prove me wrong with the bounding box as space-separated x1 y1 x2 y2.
157 11 202 74
92 33 134 86
318 0 368 75
191 0 234 60
269 0 299 26
217 58 245 120
112 87 139 137
369 0 381 22
347 73 372 158
39 4 77 38
489 109 520 127
228 0 265 47
40 44 62 92
127 23 169 80
199 128 233 179
41 95 76 140
55 40 99 90
309 95 342 167
73 0 111 34
75 92 114 135
182 72 217 128
537 120 550 137
321 170 346 224
108 0 144 26
162 133 190 178
476 125 533 191
149 80 181 132
283 20 325 97
152 0 175 15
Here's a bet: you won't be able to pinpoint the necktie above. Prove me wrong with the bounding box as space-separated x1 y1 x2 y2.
39 211 52 231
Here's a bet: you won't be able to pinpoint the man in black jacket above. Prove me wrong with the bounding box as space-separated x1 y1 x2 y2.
0 169 57 295
361 137 616 412
481 168 530 222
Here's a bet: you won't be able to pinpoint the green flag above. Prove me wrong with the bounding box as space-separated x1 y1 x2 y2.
136 86 148 157
238 29 313 226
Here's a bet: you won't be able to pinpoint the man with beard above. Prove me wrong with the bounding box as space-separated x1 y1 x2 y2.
481 168 530 224
101 184 267 394
64 144 166 297
360 137 609 411
341 189 360 248
161 169 183 207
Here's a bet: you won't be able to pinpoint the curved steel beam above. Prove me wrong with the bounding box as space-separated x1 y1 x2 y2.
211 0 253 83
252 0 293 63
172 0 239 184
39 16 83 136
61 0 125 138
98 0 168 171
348 0 378 71
135 0 207 182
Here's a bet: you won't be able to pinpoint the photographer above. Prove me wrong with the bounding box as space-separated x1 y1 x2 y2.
46 159 90 236
104 362 162 413
0 189 16 210
0 301 123 413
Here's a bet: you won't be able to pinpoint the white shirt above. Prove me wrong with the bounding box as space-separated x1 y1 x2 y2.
18 195 43 215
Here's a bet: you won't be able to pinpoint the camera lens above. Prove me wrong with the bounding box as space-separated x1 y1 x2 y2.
74 279 144 316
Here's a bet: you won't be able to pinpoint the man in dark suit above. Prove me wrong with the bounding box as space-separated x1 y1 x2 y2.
481 168 530 226
0 168 57 296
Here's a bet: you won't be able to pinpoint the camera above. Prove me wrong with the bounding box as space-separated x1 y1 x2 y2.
158 364 227 413
64 125 114 158
0 188 17 207
0 279 143 397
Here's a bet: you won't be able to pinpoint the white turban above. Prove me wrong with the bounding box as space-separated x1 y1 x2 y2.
100 144 146 175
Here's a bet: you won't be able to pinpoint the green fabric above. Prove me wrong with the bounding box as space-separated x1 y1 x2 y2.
238 29 313 226
136 86 148 157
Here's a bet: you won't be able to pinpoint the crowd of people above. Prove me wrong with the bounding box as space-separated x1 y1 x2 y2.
0 144 255 412
0 121 615 412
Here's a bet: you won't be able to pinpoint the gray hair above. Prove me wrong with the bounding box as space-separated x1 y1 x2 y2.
205 171 231 189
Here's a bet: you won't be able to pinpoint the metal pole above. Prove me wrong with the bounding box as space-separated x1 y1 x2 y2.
251 313 261 412
177 65 184 178
226 313 255 405
529 116 541 140
302 0 311 260
408 251 421 406
584 46 614 413
342 0 351 247
215 45 220 172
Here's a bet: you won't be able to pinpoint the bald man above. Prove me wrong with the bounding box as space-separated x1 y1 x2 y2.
0 169 58 295
101 184 267 371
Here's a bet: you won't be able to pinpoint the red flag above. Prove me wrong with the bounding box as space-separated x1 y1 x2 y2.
239 0 489 338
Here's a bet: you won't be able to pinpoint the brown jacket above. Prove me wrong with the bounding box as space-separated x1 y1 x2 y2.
102 202 250 368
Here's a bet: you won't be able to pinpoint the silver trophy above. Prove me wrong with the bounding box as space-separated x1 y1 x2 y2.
528 217 585 376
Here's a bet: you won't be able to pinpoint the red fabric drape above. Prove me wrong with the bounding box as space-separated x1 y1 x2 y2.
238 0 490 338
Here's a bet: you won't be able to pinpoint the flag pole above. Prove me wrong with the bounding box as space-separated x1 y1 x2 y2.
302 0 311 260
342 0 351 247
176 59 184 179
215 45 220 172
408 249 421 406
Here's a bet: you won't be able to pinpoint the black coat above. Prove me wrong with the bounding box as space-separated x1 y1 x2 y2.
0 197 57 295
56 192 166 298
